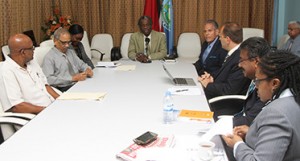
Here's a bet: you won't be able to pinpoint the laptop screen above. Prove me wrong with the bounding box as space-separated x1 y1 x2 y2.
162 65 174 80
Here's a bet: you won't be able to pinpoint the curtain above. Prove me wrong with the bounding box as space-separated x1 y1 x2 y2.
0 0 274 61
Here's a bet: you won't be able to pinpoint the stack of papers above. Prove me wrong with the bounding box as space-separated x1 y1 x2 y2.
58 92 106 101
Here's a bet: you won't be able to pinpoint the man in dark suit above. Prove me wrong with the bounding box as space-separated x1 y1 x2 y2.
194 20 227 77
199 22 251 120
233 37 270 127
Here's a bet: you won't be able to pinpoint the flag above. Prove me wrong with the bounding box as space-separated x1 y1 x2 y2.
143 0 161 32
160 0 174 56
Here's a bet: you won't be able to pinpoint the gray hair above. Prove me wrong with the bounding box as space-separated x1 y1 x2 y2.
53 27 70 40
288 21 300 28
205 19 219 29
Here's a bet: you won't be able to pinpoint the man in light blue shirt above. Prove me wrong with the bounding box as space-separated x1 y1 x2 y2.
281 21 300 57
42 28 93 92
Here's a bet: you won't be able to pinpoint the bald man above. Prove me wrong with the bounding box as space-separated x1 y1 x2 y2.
0 34 59 114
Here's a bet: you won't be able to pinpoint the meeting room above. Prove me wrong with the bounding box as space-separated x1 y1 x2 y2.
0 0 300 161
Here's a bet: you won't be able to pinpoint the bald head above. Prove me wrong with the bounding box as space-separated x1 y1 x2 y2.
8 34 33 54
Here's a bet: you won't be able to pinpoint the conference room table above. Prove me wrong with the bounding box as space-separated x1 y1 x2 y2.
0 60 229 161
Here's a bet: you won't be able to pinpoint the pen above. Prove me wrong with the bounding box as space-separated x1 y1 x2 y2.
175 89 188 92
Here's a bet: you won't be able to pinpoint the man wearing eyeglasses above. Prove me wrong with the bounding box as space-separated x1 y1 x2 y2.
0 34 59 114
233 37 270 127
280 21 300 57
42 28 93 92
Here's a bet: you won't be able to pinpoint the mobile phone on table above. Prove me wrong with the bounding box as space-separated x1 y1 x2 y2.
133 131 158 145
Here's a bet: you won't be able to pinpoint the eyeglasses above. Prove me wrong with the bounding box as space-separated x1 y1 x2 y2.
254 77 271 86
239 57 254 63
58 39 71 45
21 46 35 52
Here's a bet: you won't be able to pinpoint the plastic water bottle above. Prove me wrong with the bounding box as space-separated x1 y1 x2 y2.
163 91 174 124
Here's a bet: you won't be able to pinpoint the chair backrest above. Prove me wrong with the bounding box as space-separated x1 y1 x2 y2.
277 34 290 49
33 46 52 67
0 62 16 140
243 28 264 41
81 31 92 59
39 40 54 47
91 34 114 61
23 30 37 47
120 33 133 59
2 45 9 56
177 32 201 59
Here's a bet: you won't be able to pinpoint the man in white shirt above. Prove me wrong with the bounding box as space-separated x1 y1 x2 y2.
0 34 59 114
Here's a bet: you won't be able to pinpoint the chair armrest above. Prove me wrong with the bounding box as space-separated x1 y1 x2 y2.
208 95 247 104
91 48 105 61
0 117 29 126
0 112 35 120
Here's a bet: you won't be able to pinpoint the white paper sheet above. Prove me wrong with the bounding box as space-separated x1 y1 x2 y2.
115 65 136 71
58 92 106 101
201 116 233 140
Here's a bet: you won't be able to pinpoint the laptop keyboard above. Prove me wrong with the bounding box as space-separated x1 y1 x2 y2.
174 78 188 84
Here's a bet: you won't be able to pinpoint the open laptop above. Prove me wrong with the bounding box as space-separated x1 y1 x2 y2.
162 65 196 86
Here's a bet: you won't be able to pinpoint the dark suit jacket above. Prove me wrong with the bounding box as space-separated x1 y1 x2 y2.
205 48 251 119
194 37 227 76
233 89 264 127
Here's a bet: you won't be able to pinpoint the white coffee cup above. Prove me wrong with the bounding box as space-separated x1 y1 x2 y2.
198 140 215 161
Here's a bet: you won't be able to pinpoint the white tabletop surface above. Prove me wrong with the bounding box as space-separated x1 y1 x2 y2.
0 60 228 161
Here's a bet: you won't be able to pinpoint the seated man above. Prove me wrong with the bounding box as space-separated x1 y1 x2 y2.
128 16 167 63
194 20 227 76
0 34 59 114
42 28 93 92
199 22 251 120
233 37 270 127
280 21 300 57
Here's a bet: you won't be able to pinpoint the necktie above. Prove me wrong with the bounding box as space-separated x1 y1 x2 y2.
64 55 75 76
287 40 293 51
234 81 256 117
145 44 150 56
202 45 211 63
222 54 230 65
246 81 255 97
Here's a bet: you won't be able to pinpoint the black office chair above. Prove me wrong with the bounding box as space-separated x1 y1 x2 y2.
23 30 37 47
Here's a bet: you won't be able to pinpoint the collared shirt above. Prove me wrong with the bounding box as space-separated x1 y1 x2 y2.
223 44 241 63
227 44 241 57
282 35 300 57
0 56 54 112
202 37 219 64
42 47 89 87
206 36 218 54
233 88 293 157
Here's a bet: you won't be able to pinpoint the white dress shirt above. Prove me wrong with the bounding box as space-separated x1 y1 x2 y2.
0 56 54 112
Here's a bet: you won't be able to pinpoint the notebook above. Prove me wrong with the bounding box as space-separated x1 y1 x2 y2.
162 65 196 86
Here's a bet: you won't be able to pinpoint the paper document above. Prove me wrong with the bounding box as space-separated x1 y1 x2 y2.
178 110 213 124
201 116 233 140
168 87 201 95
115 65 136 71
58 92 106 101
96 62 120 67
